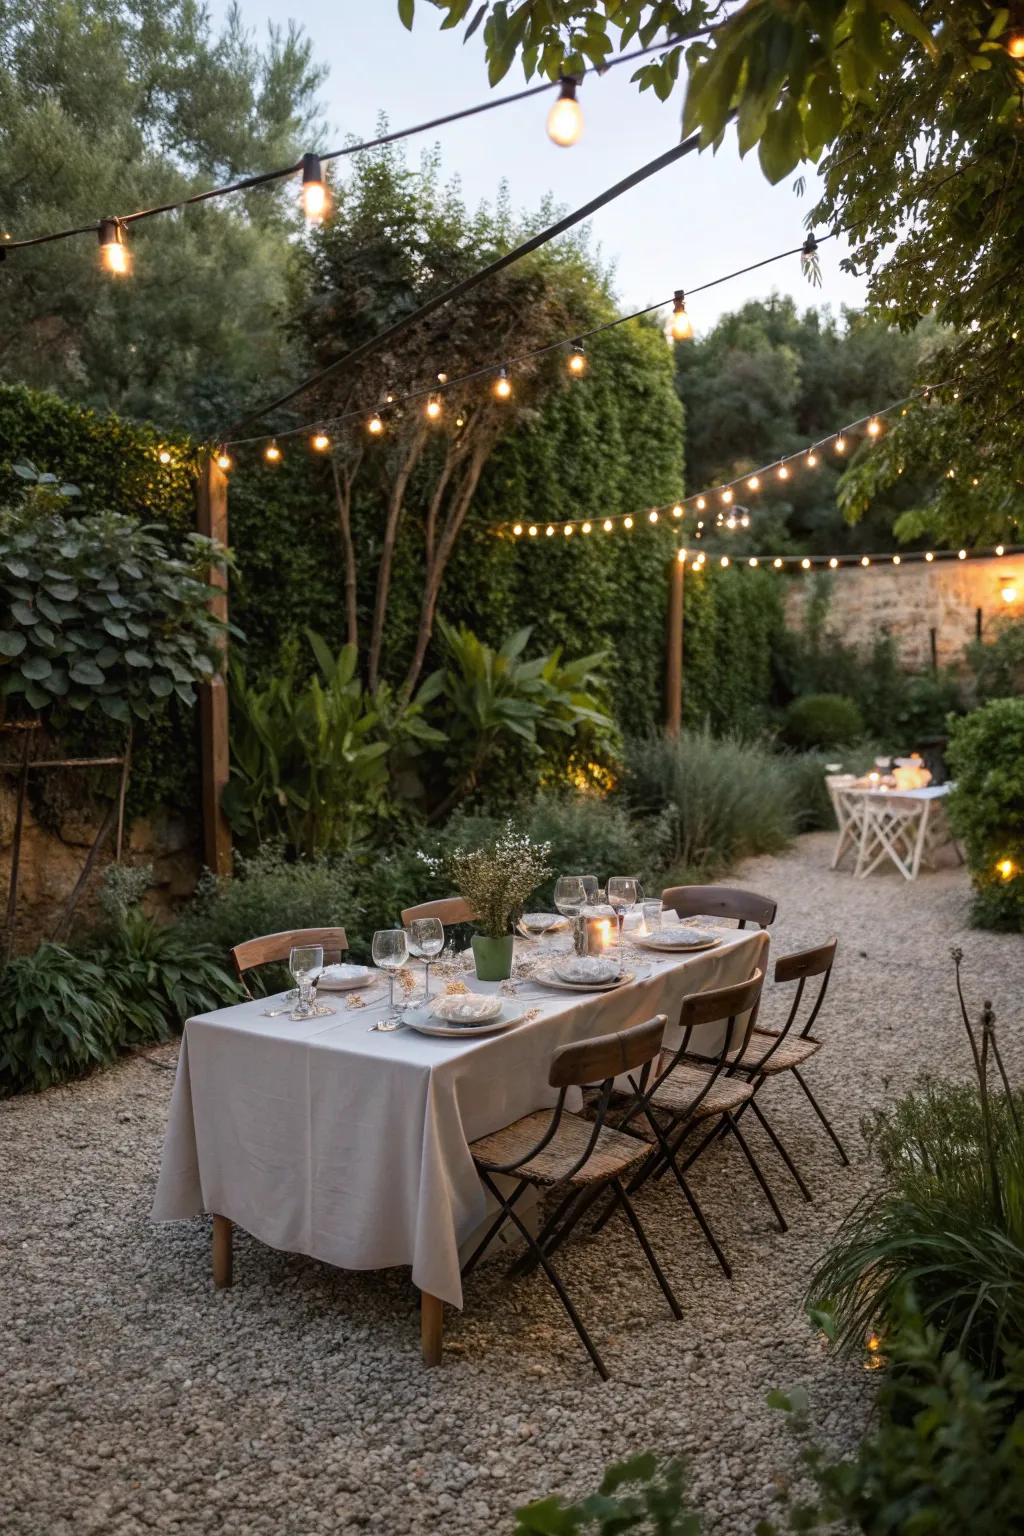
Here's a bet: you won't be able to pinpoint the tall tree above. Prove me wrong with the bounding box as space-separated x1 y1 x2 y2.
0 0 326 431
408 1 1024 546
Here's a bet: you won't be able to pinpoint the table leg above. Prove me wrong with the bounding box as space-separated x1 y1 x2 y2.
212 1214 233 1288
421 1290 444 1367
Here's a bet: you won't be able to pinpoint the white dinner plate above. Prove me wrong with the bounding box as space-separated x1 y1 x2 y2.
532 967 638 993
634 932 720 954
318 964 375 991
401 1004 525 1038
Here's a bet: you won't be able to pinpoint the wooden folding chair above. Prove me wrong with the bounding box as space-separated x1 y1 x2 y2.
229 926 349 999
661 884 777 930
462 1015 681 1379
400 896 476 925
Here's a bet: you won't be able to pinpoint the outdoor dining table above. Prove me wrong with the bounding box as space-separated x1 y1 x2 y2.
828 778 959 881
151 924 768 1365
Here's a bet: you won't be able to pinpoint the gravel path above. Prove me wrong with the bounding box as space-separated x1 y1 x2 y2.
5 832 1023 1536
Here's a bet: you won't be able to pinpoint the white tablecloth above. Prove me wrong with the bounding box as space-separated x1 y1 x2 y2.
152 928 767 1307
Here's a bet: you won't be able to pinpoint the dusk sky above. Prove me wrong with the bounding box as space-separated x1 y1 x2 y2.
226 1 869 334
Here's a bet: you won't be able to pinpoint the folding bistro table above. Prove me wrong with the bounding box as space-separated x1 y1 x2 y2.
828 780 960 881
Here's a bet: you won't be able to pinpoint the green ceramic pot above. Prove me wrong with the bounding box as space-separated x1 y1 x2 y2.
471 933 515 982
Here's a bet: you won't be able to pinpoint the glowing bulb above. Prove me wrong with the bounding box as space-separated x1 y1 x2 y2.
547 78 583 147
98 218 130 276
1009 34 1024 59
264 440 281 463
773 558 783 569
721 488 734 505
564 524 573 536
747 476 760 491
958 548 967 560
158 449 171 465
367 413 384 436
493 368 512 401
301 153 327 221
546 525 555 537
725 516 736 530
740 514 750 528
603 519 613 532
996 544 1005 556
528 525 538 537
648 510 658 524
669 290 693 342
696 497 706 511
425 395 443 421
697 520 704 530
748 557 759 568
1001 580 1018 604
311 432 330 452
801 557 811 569
216 451 233 472
567 346 587 376
777 463 791 481
892 554 901 565
867 417 882 437
829 557 839 569
623 516 634 529
582 521 592 534
513 524 523 537
671 503 683 519
834 436 847 454
455 415 465 428
806 450 819 468
720 555 730 568
861 555 870 566
925 551 935 562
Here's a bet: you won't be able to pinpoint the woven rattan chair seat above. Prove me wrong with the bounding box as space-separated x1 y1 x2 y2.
470 1111 650 1187
736 1030 821 1073
650 1061 753 1119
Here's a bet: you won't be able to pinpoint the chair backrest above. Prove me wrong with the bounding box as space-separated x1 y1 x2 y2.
549 1015 666 1089
230 926 348 995
400 896 476 926
679 968 765 1033
773 937 838 1042
661 884 777 930
648 968 765 1122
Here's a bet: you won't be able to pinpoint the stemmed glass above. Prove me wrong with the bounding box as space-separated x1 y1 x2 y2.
371 929 409 1031
405 917 445 1002
554 875 587 956
580 875 599 906
289 944 324 1020
606 877 639 973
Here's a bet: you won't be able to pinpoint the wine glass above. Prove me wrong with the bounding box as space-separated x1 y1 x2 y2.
405 917 444 1001
371 929 409 1031
554 875 587 955
289 944 323 1020
580 875 599 907
606 877 639 972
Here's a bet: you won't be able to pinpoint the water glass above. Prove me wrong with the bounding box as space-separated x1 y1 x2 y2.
642 899 663 934
580 875 599 905
554 875 587 955
289 944 323 1020
405 917 444 1000
371 929 409 1031
606 876 639 969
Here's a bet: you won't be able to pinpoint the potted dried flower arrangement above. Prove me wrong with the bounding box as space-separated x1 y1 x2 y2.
448 824 552 981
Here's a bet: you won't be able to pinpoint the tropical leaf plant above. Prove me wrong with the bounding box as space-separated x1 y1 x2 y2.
0 943 123 1094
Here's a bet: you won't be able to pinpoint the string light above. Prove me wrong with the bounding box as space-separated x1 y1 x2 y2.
493 367 513 401
861 555 870 566
567 343 587 376
867 417 882 437
777 463 790 481
721 488 734 505
648 510 659 524
834 436 847 454
623 516 634 529
720 555 730 568
747 475 760 491
529 525 538 536
892 553 901 565
513 523 523 536
696 497 706 511
367 412 385 436
748 557 758 567
801 557 811 569
958 548 967 560
425 395 443 420
582 521 592 534
671 503 683 519
996 544 1005 556
564 524 573 536
669 290 693 342
603 519 613 532
926 551 935 562
264 440 282 463
98 218 130 276
547 77 584 147
806 450 819 468
301 153 328 222
311 432 331 451
546 524 555 537
829 557 839 568
158 449 171 465
773 558 783 569
215 450 233 472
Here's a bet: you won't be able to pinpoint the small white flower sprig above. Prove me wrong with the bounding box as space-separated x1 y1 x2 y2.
447 822 552 941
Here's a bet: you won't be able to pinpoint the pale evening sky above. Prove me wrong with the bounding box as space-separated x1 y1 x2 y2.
223 0 868 334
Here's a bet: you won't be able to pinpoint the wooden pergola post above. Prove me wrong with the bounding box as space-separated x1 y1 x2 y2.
665 551 684 736
197 457 233 877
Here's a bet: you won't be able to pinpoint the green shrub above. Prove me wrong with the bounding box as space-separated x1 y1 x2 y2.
92 910 244 1033
968 611 1024 702
777 751 837 832
765 1318 1024 1536
783 692 865 749
514 1453 701 1534
946 698 1024 930
623 730 798 874
0 944 122 1093
517 790 672 904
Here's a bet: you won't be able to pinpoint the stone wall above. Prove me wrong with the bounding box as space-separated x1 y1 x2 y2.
783 555 1019 670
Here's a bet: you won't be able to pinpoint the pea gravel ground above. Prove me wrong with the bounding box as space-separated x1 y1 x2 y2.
5 832 1023 1536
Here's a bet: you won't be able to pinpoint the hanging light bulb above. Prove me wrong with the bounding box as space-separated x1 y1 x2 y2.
528 525 539 537
829 557 839 569
721 488 734 505
301 153 328 222
773 558 784 569
958 548 967 560
455 414 465 428
547 77 584 147
564 524 573 537
567 343 587 376
925 551 935 562
582 521 592 534
215 450 233 472
311 432 331 452
264 440 282 464
512 524 523 537
648 510 659 524
996 544 1006 556
546 524 555 537
671 503 683 519
696 496 706 511
834 435 847 454
720 555 730 568
602 518 613 532
493 367 513 401
669 290 693 342
867 417 882 437
158 449 171 465
748 557 759 568
806 450 819 468
98 218 130 276
801 557 811 569
892 554 901 565
747 475 760 491
425 395 443 421
777 462 791 481
861 555 870 566
740 514 750 528
367 412 385 436
623 516 634 529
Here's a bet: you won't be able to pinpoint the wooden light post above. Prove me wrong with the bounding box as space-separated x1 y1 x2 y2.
196 456 233 876
665 549 685 736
